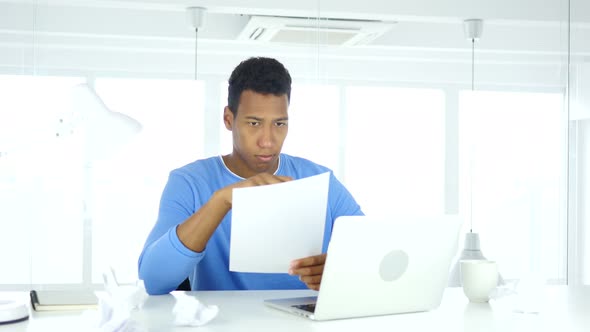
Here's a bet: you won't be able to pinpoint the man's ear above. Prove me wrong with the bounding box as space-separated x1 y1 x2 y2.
223 107 234 130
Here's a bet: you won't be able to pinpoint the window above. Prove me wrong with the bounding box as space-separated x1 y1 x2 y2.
92 78 204 283
344 86 446 216
0 75 86 285
0 75 569 289
0 76 205 288
459 90 566 282
282 84 341 175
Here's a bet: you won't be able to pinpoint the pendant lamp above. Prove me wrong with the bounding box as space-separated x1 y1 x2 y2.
448 18 503 287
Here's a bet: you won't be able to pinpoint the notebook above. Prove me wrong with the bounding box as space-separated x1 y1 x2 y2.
264 215 462 321
30 289 98 311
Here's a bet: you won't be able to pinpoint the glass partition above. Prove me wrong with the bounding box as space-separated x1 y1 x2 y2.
568 0 590 285
0 0 577 289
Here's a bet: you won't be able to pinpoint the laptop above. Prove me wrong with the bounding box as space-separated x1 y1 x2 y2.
264 215 462 321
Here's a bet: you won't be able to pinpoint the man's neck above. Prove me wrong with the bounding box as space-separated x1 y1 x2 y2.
221 154 280 179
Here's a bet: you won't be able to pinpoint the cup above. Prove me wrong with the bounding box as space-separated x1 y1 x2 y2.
460 260 498 303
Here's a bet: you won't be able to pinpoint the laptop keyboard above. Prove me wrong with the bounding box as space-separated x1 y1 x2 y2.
292 303 316 313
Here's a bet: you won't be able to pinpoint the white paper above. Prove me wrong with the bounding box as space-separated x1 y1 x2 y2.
173 293 219 327
229 172 330 273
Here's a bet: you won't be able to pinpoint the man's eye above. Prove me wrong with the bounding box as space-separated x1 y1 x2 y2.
275 122 287 127
248 122 260 126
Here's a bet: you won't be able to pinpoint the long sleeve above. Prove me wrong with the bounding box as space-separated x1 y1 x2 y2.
137 155 365 292
328 172 364 219
138 226 204 294
138 172 204 295
319 172 364 252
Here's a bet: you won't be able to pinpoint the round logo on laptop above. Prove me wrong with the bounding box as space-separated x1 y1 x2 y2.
379 250 409 282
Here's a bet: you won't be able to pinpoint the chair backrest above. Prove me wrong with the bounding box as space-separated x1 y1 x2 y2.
177 277 191 291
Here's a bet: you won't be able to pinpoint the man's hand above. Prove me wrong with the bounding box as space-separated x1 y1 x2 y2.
178 173 292 253
288 254 327 291
218 173 292 208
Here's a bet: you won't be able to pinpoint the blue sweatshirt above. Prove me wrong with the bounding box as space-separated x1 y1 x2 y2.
138 154 363 295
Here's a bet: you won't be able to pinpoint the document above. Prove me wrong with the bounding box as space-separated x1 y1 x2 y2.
229 172 330 273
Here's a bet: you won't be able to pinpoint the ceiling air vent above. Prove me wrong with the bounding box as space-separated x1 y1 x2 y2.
237 16 393 46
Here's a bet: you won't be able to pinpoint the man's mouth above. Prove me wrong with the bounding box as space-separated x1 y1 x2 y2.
256 155 274 162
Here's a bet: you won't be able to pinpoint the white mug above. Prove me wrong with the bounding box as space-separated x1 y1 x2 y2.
460 260 498 302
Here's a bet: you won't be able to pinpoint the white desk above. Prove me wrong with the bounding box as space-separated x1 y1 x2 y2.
2 286 589 331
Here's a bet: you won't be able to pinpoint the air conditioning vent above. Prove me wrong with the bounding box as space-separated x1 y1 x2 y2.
249 27 266 40
238 16 393 46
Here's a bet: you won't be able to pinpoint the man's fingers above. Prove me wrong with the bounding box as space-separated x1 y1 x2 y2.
290 254 326 269
289 264 323 276
248 174 293 186
299 274 322 285
276 175 293 182
289 254 326 291
306 283 320 291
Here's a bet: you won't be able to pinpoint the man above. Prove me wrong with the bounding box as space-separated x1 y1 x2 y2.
138 57 363 295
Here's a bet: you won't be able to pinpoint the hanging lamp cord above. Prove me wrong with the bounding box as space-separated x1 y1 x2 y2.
470 37 475 233
195 28 199 81
471 38 475 91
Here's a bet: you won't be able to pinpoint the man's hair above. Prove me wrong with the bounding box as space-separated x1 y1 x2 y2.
227 57 292 115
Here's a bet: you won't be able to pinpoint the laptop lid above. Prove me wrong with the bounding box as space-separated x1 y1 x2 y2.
265 215 462 320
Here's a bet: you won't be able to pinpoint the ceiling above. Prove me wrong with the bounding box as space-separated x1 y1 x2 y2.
0 0 588 88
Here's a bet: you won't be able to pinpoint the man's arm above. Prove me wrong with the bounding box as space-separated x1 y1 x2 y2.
139 172 292 294
176 173 293 252
175 189 232 253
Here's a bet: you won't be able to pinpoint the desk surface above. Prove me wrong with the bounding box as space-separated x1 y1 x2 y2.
2 286 589 332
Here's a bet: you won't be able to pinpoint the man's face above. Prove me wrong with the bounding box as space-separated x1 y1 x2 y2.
224 90 289 178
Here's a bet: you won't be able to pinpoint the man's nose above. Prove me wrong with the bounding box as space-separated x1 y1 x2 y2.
258 126 274 148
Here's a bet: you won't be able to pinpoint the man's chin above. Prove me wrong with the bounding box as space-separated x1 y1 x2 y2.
253 160 278 173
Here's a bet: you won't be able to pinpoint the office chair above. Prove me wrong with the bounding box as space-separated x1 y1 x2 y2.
177 277 191 291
